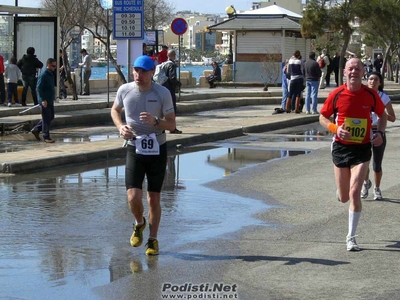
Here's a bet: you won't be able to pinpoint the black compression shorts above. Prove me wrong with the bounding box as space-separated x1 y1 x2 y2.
125 143 167 192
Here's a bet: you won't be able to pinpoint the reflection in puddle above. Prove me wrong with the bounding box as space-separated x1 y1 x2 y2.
0 133 120 153
0 146 311 298
204 147 310 176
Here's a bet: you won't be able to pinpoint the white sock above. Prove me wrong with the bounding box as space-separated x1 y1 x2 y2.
135 220 144 226
348 210 361 237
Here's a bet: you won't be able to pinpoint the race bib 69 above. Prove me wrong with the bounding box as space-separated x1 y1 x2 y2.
135 133 160 155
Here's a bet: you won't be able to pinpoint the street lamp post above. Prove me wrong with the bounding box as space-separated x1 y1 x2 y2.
100 0 112 106
225 5 236 65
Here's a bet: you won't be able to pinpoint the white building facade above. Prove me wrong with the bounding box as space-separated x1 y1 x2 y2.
208 4 311 83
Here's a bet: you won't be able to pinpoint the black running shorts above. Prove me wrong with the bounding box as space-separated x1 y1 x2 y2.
332 141 372 168
125 143 167 192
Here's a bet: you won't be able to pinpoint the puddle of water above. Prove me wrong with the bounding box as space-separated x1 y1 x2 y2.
0 134 120 153
0 146 310 299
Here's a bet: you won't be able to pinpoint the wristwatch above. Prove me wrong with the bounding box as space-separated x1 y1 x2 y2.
154 116 160 126
377 130 385 137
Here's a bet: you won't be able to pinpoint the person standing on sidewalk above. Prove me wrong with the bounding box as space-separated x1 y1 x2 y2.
280 59 289 111
4 57 22 107
163 50 182 133
111 55 176 256
79 49 92 95
286 50 304 113
17 47 43 106
59 49 67 99
304 52 321 115
373 54 383 73
361 71 396 200
158 45 168 64
317 49 330 89
0 53 6 105
31 58 57 143
319 58 387 251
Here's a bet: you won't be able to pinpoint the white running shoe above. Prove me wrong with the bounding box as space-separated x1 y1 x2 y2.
373 187 383 200
13 103 22 107
346 236 360 251
361 179 372 199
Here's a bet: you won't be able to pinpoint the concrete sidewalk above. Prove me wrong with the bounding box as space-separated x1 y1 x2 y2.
1 82 400 174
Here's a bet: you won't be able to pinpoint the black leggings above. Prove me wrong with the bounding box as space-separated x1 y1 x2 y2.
372 131 387 173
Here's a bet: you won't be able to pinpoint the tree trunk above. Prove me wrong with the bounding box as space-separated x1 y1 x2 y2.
339 31 352 86
386 54 393 82
63 50 79 100
396 61 399 83
382 46 393 89
109 54 127 84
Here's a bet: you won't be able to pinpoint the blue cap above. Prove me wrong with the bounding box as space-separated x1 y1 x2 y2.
133 55 154 71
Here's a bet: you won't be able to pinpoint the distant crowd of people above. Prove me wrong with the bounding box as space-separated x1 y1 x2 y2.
280 50 387 115
0 46 95 143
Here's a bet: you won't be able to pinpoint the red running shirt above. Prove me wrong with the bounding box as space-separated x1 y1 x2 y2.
320 84 385 145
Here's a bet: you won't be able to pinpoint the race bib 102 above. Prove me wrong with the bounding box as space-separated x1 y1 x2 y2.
343 117 368 143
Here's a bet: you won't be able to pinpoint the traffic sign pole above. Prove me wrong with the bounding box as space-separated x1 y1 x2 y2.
178 34 181 100
170 18 188 102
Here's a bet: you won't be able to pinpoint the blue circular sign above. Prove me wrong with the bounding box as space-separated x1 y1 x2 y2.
171 18 188 35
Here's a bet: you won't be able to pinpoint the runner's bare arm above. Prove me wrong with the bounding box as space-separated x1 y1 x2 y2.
385 102 396 122
319 114 333 131
110 102 124 131
159 112 176 131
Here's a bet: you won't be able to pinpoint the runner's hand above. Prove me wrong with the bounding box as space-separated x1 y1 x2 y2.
337 123 350 141
120 125 134 139
139 112 155 125
371 132 383 147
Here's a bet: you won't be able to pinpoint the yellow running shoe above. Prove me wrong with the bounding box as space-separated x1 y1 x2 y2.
145 238 159 256
130 218 146 247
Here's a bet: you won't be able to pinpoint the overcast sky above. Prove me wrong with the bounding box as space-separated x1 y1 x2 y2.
2 0 306 14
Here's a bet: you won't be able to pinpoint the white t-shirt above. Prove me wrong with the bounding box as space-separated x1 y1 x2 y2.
371 91 390 126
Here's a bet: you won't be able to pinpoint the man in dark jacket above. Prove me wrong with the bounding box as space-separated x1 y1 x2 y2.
162 50 182 134
373 54 383 73
31 58 56 143
17 47 43 106
304 52 322 114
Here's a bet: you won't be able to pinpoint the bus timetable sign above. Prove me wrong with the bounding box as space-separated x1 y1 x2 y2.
113 0 143 39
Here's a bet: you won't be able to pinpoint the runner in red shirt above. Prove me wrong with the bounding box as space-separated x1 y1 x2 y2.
320 58 387 251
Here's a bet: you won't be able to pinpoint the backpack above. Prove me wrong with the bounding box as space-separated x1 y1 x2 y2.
153 61 170 85
318 56 325 68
